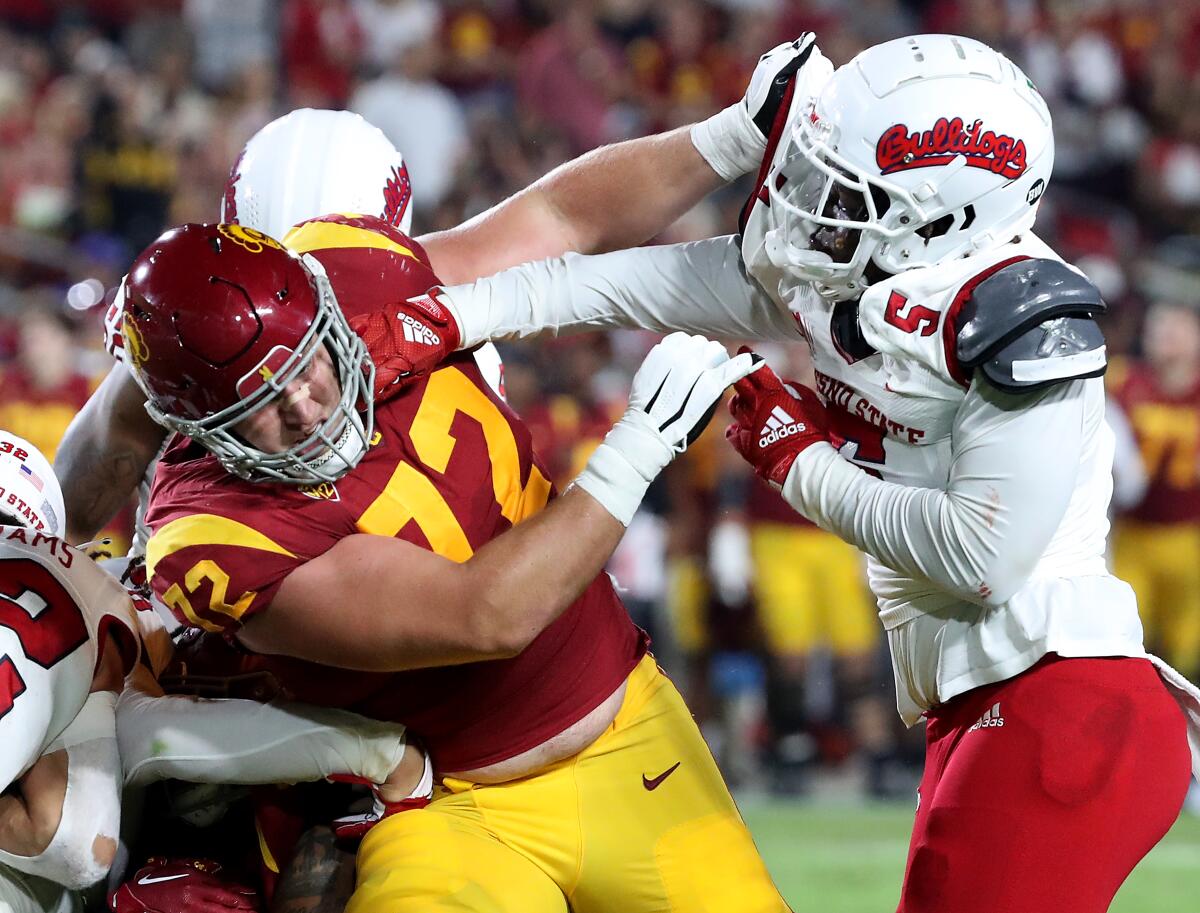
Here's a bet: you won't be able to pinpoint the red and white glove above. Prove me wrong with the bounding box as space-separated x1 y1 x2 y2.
110 858 260 913
725 352 830 486
350 288 462 403
330 746 434 846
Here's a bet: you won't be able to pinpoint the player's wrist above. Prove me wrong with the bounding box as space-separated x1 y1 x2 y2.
778 439 838 502
573 412 673 526
691 104 764 183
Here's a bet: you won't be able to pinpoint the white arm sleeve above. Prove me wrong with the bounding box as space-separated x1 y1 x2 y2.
1105 398 1147 511
0 691 121 890
438 235 801 347
780 379 1086 609
117 686 407 789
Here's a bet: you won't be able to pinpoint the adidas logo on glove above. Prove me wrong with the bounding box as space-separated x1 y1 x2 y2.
759 406 806 447
399 313 441 347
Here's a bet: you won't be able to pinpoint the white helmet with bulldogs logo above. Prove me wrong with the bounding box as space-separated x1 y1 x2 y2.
222 108 413 240
765 34 1053 301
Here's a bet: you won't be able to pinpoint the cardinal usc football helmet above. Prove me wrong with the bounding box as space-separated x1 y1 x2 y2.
222 108 413 240
121 223 374 485
764 34 1054 301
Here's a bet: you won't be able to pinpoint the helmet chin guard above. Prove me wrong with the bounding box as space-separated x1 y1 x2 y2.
765 34 1054 301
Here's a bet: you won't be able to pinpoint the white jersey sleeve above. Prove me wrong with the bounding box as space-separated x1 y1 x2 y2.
118 673 408 789
780 377 1092 615
439 236 803 348
0 531 137 791
1105 397 1147 512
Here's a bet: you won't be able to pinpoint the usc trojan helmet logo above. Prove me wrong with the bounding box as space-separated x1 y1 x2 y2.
122 314 150 370
217 223 284 254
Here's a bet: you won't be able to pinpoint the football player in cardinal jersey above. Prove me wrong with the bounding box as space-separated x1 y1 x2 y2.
57 51 800 548
403 34 1200 913
118 217 767 912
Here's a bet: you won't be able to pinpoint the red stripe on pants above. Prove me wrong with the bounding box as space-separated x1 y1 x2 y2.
897 654 1189 913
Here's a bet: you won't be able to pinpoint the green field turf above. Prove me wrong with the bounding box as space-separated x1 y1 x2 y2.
741 799 1200 912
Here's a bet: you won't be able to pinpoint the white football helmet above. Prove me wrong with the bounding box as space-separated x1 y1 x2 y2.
765 34 1054 301
222 108 413 240
0 430 66 536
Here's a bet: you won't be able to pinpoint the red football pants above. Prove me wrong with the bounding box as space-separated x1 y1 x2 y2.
897 655 1190 913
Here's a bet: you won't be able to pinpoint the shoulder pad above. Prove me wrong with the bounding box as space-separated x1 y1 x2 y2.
956 258 1107 392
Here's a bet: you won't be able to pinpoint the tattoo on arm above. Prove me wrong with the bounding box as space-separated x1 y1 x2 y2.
58 445 145 543
270 826 356 913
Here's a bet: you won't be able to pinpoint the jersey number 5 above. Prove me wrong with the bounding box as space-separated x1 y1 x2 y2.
0 559 88 719
884 292 940 337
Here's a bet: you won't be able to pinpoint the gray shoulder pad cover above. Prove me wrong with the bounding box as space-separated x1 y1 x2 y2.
955 258 1108 392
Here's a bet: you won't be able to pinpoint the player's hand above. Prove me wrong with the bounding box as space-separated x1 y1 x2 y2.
110 858 260 913
726 351 830 486
575 334 758 526
630 333 759 455
350 289 462 403
743 35 820 139
330 742 433 847
691 33 826 181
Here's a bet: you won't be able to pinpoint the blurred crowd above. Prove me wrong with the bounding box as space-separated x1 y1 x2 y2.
1 0 1199 797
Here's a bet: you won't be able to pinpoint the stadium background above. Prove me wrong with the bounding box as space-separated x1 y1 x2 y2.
1 0 1198 908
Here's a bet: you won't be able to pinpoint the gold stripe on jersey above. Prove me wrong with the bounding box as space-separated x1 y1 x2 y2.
410 369 552 526
357 459 474 562
283 220 417 261
255 817 282 874
146 514 298 579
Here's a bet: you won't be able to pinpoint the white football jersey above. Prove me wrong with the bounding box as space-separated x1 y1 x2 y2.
741 144 1144 720
0 528 137 790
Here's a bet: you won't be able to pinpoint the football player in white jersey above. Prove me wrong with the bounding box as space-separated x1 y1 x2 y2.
0 430 133 913
380 34 1200 912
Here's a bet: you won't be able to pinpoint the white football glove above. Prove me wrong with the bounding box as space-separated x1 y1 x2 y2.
575 333 757 525
691 33 830 181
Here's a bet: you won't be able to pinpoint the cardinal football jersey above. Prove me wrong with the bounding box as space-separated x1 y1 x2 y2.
144 217 646 772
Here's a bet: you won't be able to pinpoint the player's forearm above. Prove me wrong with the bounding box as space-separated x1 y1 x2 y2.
439 235 794 349
781 382 1086 607
118 688 408 788
459 485 626 654
56 366 164 543
245 488 625 672
421 128 721 285
0 755 63 857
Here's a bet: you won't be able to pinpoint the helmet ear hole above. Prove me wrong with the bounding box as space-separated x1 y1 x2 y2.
869 185 891 217
917 213 955 242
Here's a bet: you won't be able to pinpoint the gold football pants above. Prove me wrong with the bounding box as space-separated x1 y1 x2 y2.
349 654 789 912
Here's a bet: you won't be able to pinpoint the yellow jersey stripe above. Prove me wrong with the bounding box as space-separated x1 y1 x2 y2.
255 817 281 874
146 514 297 580
284 219 417 261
